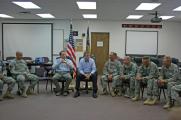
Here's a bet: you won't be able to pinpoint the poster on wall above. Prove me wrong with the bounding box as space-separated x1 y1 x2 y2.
63 39 68 50
76 39 83 52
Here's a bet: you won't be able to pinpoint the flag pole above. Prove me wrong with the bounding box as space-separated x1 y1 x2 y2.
87 20 91 54
88 20 90 27
70 18 73 30
70 18 72 24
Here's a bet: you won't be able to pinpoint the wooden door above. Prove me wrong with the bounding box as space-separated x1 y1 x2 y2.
91 32 109 75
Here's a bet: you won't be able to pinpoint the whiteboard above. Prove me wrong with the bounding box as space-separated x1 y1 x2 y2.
2 23 52 60
126 31 158 55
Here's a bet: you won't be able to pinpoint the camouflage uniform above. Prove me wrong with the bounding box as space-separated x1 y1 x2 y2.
157 63 179 102
171 82 181 100
135 62 159 98
171 73 181 101
120 62 137 97
0 60 16 100
101 60 122 92
10 59 39 93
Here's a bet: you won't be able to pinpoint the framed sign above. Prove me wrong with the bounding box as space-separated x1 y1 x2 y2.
97 41 103 47
76 39 83 52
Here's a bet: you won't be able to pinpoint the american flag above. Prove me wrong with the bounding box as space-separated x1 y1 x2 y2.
67 24 76 79
86 26 91 52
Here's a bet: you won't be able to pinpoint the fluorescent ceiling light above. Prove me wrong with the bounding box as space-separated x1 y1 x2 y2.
12 1 41 9
0 14 13 18
126 15 143 19
160 16 174 20
136 3 161 10
36 14 55 18
77 2 96 9
173 6 181 11
83 14 97 19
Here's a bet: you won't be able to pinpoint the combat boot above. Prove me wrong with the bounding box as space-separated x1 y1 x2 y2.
3 90 14 99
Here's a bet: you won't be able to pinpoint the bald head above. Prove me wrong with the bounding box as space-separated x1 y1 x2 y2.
163 56 172 67
123 56 131 65
16 51 23 60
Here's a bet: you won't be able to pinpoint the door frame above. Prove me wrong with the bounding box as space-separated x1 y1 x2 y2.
91 32 110 74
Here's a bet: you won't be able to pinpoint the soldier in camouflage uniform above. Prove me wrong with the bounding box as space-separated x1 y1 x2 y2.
10 51 39 98
154 56 179 109
101 52 122 97
120 56 137 98
0 51 16 101
132 56 159 105
170 72 181 108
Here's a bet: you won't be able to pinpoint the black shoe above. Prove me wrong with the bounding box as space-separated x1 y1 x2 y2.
55 92 61 96
17 90 22 96
63 91 69 96
92 93 98 98
53 88 60 94
74 91 80 98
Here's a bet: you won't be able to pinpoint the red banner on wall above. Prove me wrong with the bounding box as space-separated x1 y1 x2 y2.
122 24 162 29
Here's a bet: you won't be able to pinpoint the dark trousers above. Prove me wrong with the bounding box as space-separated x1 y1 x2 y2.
75 73 98 93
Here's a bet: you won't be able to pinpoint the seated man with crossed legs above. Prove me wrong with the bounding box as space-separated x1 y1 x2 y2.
52 51 73 96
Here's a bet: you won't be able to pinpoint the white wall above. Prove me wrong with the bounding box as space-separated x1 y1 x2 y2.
73 20 181 61
0 19 181 62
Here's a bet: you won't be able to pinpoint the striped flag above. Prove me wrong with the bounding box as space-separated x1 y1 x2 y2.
67 24 76 79
86 26 91 53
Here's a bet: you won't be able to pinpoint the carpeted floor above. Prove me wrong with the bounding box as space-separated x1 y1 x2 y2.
0 82 170 120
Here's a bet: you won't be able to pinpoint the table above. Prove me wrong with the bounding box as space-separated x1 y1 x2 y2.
27 62 53 67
